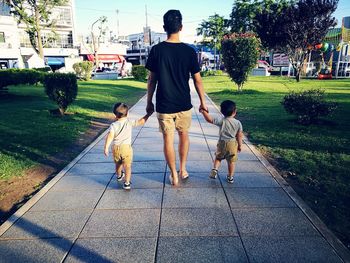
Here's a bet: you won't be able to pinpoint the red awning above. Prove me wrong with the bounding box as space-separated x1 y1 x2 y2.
86 54 125 62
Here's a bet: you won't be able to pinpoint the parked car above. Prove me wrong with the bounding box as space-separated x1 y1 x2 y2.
258 60 273 72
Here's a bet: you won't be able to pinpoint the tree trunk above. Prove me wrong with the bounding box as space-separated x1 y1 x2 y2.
35 8 44 59
296 68 301 82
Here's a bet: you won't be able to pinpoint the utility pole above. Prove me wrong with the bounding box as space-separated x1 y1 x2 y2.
116 9 120 39
145 5 148 28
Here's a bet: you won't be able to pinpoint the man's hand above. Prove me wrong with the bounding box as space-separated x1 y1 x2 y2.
199 104 208 113
146 102 155 115
237 145 242 153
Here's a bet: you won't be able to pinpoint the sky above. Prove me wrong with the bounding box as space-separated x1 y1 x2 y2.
75 0 350 43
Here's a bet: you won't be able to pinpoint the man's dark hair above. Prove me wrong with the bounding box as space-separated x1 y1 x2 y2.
113 102 129 118
163 10 182 34
220 100 236 117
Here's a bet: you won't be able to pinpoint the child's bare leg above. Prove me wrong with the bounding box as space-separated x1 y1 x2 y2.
115 162 123 175
210 159 221 178
227 161 236 177
124 163 131 184
213 159 221 170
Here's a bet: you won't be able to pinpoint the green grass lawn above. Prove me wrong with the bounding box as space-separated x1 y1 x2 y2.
203 75 350 248
0 79 146 180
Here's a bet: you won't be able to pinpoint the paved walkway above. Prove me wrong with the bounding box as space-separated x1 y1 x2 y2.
0 87 346 262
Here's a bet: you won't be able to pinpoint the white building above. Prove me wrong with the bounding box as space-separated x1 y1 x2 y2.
0 0 78 69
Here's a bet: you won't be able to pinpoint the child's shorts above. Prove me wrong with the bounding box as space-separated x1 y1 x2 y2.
215 140 238 163
113 144 133 165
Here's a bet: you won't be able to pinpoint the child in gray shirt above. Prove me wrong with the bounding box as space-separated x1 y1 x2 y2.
200 100 243 183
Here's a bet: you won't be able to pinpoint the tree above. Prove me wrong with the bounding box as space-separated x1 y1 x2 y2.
221 33 260 91
254 0 338 81
4 0 68 59
196 14 228 51
229 0 259 33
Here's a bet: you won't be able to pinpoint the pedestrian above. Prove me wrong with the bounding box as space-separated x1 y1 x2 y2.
200 100 243 183
145 9 208 186
104 102 153 190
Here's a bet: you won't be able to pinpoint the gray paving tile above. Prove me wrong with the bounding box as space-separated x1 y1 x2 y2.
0 238 73 263
242 236 342 263
132 161 166 173
160 208 238 237
30 190 103 211
66 163 115 175
221 173 279 188
78 153 113 163
233 208 319 236
186 151 212 161
230 161 269 173
226 188 296 208
133 151 165 161
80 209 160 238
164 172 220 188
167 161 212 173
133 143 163 152
157 236 248 263
97 189 163 209
108 173 164 189
163 188 228 208
65 237 156 263
1 210 91 239
50 174 112 191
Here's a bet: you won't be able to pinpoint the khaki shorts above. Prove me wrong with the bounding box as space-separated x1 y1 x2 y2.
113 144 133 165
157 109 192 134
215 140 238 163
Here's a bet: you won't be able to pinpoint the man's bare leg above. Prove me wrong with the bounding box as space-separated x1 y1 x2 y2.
178 130 189 179
163 132 179 185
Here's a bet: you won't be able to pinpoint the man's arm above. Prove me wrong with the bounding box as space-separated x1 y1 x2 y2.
146 71 157 114
192 72 208 112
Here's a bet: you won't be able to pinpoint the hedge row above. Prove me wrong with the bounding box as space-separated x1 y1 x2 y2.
0 69 46 89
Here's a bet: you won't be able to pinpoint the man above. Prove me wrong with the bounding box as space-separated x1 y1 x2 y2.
145 9 207 186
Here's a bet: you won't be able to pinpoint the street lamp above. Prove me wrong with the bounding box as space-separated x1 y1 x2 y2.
91 16 107 68
138 38 142 65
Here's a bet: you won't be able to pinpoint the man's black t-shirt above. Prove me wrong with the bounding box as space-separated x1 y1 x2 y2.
145 42 200 114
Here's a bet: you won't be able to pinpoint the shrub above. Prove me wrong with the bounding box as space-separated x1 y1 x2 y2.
200 70 225 77
281 89 337 125
131 65 148 81
44 73 78 114
73 61 94 81
0 69 45 94
221 33 260 91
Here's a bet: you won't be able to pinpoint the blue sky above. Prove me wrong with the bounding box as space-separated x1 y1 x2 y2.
75 0 350 43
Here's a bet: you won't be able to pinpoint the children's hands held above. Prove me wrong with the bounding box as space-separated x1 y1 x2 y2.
237 145 242 152
199 104 208 113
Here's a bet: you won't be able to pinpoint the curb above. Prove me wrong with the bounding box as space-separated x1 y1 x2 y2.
204 93 350 263
0 93 147 237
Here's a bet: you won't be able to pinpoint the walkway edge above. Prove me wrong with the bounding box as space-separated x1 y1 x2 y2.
204 93 350 263
0 94 147 237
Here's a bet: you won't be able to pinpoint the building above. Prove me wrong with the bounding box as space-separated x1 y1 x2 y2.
126 30 167 65
0 0 78 70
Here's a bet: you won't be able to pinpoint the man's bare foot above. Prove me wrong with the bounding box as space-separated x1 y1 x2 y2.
179 170 189 180
169 172 179 186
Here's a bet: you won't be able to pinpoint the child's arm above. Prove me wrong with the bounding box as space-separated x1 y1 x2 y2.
236 131 243 152
200 108 214 124
104 129 114 156
135 112 153 126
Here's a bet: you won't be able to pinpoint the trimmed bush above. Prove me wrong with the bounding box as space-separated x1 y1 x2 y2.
221 33 260 91
200 70 225 77
0 69 45 93
281 89 337 125
132 65 148 81
73 61 94 81
44 73 78 114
